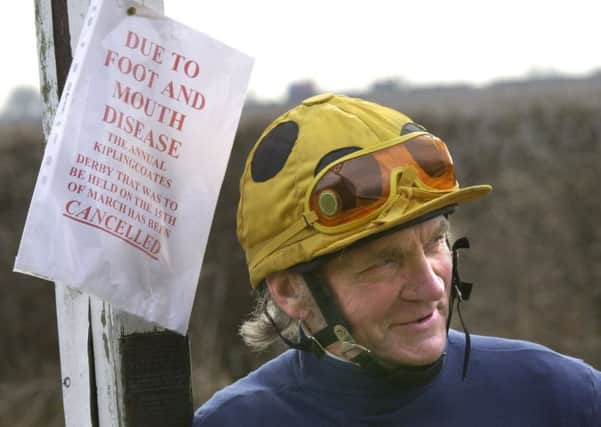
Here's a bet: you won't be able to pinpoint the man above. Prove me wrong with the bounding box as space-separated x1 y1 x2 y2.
194 94 601 426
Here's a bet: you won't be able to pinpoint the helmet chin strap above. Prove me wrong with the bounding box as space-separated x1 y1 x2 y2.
271 237 474 384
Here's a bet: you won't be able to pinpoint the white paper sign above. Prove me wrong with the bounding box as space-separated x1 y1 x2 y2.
14 0 253 333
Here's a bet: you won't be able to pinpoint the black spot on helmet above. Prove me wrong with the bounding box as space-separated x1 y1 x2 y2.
251 121 299 182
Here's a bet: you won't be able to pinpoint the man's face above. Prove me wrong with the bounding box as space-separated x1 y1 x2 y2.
322 216 452 367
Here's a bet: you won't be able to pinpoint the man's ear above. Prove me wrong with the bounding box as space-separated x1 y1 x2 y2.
265 271 310 320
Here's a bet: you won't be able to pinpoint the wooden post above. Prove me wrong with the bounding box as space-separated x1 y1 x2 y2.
34 1 194 426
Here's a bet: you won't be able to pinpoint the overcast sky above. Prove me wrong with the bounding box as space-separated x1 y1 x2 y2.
2 0 601 108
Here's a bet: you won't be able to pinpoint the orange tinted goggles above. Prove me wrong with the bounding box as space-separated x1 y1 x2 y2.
308 133 456 228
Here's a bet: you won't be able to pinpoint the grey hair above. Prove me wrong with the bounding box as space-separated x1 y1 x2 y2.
239 283 300 352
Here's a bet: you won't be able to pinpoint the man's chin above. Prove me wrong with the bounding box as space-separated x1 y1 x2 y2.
381 335 448 368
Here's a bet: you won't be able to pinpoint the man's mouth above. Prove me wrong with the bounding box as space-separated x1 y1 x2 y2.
394 311 435 326
415 312 434 324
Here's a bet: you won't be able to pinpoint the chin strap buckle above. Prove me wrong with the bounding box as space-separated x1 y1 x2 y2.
333 324 372 360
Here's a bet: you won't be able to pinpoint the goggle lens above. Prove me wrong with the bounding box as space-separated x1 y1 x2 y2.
309 134 456 227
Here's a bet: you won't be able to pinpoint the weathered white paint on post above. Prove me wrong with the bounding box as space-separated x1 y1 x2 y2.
35 0 95 425
65 0 89 42
33 1 195 426
34 0 60 137
55 285 95 427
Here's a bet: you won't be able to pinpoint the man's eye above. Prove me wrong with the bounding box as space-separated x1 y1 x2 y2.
359 259 394 274
426 235 446 251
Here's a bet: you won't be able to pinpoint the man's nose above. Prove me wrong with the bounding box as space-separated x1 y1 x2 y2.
399 251 446 301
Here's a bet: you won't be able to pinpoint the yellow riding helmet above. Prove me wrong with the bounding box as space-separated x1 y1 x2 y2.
237 94 491 288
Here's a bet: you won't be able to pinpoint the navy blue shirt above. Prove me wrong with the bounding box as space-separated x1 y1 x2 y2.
194 331 601 426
